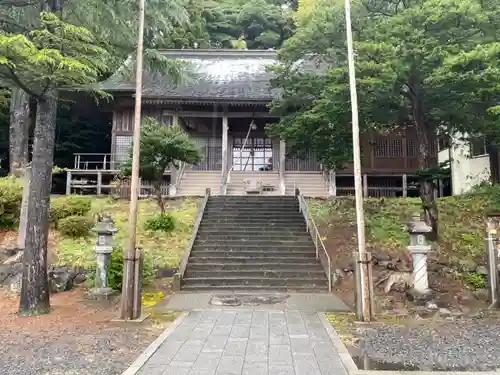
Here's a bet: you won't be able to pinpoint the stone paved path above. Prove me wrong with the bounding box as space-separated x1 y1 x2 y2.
134 310 348 375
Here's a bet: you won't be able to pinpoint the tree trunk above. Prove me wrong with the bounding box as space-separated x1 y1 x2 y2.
154 179 165 214
19 90 58 316
9 87 31 176
413 95 438 239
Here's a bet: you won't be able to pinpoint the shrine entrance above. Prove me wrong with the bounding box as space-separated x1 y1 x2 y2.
232 137 274 172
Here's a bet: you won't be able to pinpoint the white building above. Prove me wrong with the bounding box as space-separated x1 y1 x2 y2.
438 134 491 195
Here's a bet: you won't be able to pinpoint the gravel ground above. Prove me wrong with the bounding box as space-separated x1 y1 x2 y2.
0 287 165 375
361 318 500 371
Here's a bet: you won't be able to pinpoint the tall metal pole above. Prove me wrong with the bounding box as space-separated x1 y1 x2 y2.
120 0 146 320
344 0 372 321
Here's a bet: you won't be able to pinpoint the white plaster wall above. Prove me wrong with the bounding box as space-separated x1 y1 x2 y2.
439 134 491 195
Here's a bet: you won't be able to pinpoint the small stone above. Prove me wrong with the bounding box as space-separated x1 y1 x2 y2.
476 266 488 276
438 308 452 315
425 301 438 310
473 288 489 302
48 269 74 293
7 273 22 294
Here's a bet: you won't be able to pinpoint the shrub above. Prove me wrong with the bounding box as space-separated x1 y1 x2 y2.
58 215 94 237
50 195 92 224
107 248 155 291
0 177 23 228
144 213 175 233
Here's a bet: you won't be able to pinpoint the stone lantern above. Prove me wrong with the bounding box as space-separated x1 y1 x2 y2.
91 215 118 296
407 212 433 294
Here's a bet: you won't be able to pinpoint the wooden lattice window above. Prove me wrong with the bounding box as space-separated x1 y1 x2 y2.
374 138 403 157
115 135 132 162
407 139 416 157
470 137 487 157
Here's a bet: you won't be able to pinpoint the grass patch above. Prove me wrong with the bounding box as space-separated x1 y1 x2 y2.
309 185 500 266
55 197 199 270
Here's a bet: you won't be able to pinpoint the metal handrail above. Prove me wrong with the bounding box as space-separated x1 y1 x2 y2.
297 189 332 292
175 161 186 188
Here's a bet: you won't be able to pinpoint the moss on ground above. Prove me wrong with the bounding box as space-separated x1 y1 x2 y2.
55 197 199 269
309 184 500 266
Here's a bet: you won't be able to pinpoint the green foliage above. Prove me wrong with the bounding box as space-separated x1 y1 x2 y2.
107 248 156 291
121 118 201 212
269 0 500 169
0 176 22 228
144 214 176 233
49 195 92 224
0 12 109 98
57 215 93 237
465 272 486 290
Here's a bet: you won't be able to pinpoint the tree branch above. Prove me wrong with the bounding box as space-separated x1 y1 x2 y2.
5 66 40 98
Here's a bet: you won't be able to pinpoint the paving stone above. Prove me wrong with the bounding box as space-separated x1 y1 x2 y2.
269 345 293 365
133 310 348 375
242 361 268 375
216 355 245 374
269 365 296 375
223 339 248 356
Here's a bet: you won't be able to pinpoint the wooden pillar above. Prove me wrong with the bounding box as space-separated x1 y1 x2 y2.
222 114 228 177
279 140 286 195
97 171 102 196
172 114 179 126
66 171 72 195
402 174 408 197
329 171 337 197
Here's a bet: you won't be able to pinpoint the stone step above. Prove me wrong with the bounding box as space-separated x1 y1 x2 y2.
188 256 320 264
200 219 306 225
195 234 312 241
184 269 326 278
181 284 329 292
205 204 300 215
189 250 316 258
208 196 297 201
197 228 307 235
198 224 307 230
182 276 328 288
185 263 323 271
201 214 304 219
191 244 314 251
193 238 313 245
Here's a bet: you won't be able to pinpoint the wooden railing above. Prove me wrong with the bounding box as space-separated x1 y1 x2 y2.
73 153 118 170
296 189 332 292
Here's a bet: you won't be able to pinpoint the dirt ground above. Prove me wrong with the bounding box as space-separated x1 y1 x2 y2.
0 281 176 375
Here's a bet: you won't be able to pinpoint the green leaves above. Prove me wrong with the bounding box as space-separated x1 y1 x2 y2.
0 12 108 97
121 117 202 183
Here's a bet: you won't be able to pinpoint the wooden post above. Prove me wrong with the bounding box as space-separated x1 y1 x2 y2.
279 139 286 195
120 0 145 321
402 174 408 197
97 171 102 196
132 248 143 319
221 114 228 187
363 174 368 197
65 171 72 195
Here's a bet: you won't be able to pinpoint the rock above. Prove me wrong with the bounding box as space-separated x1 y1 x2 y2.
331 269 344 286
372 254 392 264
7 273 22 294
406 288 437 305
438 308 452 316
459 259 477 272
476 266 488 276
3 250 23 265
210 296 241 306
73 273 87 285
48 269 74 293
473 288 489 302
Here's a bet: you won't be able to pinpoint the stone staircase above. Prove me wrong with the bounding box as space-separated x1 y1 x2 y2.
285 171 329 197
177 171 221 196
182 195 329 292
227 171 281 195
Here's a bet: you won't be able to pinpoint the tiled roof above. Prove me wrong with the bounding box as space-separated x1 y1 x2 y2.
100 49 280 102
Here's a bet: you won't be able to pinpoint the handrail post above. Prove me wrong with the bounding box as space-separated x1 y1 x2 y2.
103 154 107 170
